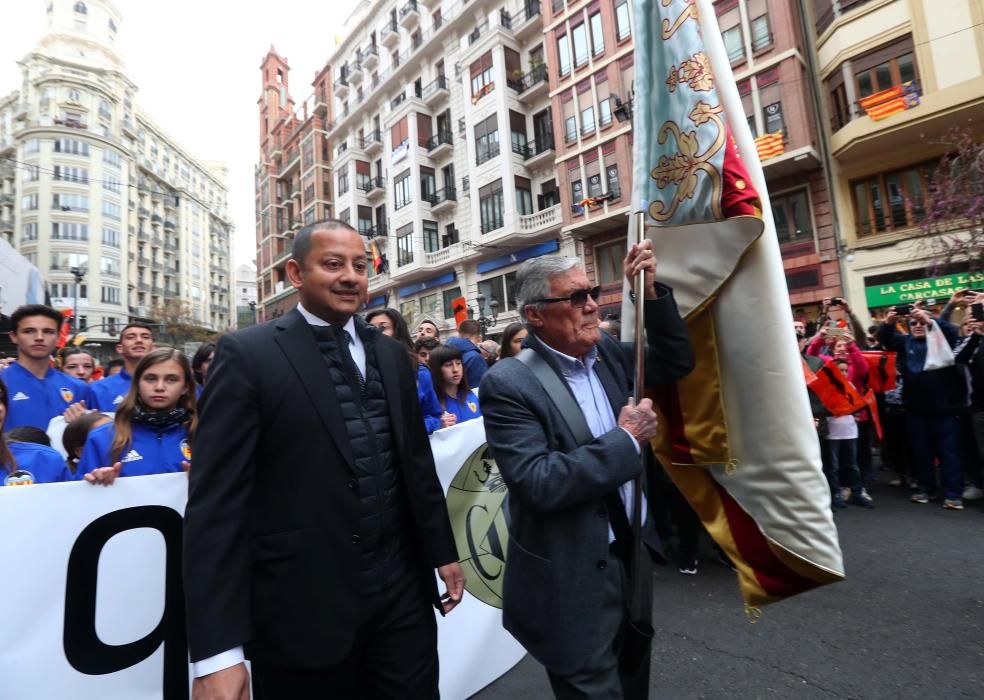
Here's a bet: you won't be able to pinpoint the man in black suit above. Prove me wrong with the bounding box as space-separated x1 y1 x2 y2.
184 220 465 700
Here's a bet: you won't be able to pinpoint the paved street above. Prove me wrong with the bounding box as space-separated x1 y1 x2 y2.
473 473 984 699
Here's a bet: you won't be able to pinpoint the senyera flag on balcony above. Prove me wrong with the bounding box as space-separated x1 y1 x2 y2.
858 81 921 121
621 0 844 610
754 131 785 162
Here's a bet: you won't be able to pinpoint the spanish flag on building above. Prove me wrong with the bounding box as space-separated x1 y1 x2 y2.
623 0 844 609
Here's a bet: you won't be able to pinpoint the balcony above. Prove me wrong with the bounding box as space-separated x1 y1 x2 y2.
139 282 150 292
151 214 162 226
138 257 151 267
0 193 14 207
151 235 163 247
349 61 364 84
362 129 384 154
367 223 388 239
360 176 386 199
137 228 150 242
152 260 163 271
334 75 349 99
515 135 555 169
421 75 449 106
518 203 562 235
423 241 467 267
152 286 164 296
514 64 549 103
362 44 379 70
164 219 176 231
398 0 419 29
368 270 391 292
425 130 453 158
481 215 505 234
428 185 457 214
381 19 399 48
476 141 501 166
137 207 149 219
0 219 13 235
502 2 542 40
314 87 328 116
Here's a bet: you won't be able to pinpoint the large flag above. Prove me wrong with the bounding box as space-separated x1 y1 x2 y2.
623 0 844 609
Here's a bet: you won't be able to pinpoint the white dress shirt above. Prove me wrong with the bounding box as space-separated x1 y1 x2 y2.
192 305 366 678
539 342 645 543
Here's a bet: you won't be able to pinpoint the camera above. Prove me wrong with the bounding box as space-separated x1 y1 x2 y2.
895 304 913 316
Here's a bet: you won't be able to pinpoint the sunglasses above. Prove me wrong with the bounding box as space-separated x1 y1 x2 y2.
532 285 602 308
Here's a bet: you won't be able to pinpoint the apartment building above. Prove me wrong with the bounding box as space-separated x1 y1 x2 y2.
257 0 562 333
255 47 333 320
809 0 984 319
0 0 235 351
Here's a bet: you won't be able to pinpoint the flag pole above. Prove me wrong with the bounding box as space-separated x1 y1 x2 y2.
628 202 648 626
633 202 648 402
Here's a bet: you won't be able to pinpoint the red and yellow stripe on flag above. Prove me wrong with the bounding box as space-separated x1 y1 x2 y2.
859 85 906 121
754 132 784 161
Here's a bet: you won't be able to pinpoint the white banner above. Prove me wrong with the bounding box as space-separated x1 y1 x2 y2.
0 419 525 699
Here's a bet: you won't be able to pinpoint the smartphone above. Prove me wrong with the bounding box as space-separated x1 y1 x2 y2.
973 303 984 322
828 326 846 337
830 297 845 306
895 304 913 316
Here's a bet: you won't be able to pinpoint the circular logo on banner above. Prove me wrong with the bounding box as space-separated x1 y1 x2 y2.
4 470 35 486
446 444 510 609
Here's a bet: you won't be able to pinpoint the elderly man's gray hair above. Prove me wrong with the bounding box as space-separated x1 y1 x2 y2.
514 256 582 321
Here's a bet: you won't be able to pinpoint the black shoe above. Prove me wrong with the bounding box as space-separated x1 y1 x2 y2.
679 559 698 575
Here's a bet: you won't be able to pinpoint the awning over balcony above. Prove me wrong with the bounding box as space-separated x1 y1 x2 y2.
398 271 457 298
477 239 559 274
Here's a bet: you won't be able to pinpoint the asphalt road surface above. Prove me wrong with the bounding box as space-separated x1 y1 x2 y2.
472 475 984 699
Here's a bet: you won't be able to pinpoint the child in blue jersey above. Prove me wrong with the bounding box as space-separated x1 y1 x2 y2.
428 345 482 427
78 348 197 485
0 304 92 430
0 378 72 486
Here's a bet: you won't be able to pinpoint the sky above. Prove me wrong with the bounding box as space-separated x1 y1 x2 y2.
0 0 362 267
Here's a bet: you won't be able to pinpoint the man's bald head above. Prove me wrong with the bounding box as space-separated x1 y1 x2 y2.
292 219 360 268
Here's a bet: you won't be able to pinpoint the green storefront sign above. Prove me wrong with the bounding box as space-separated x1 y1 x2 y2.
865 271 984 308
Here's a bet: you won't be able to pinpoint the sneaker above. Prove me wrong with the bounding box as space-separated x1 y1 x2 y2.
849 493 875 509
962 485 984 501
911 492 930 504
679 559 698 575
943 499 965 510
888 478 902 487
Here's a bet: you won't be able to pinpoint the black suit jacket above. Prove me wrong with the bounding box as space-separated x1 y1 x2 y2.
183 309 459 667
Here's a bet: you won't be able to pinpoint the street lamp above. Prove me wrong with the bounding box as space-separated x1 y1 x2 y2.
69 264 87 333
474 293 499 337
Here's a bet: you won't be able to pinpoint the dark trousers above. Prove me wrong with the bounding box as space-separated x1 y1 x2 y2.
960 412 983 488
907 412 963 501
882 411 911 480
547 547 654 700
251 572 438 700
857 420 873 483
823 438 862 499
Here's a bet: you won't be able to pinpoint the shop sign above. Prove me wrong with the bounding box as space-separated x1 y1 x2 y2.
865 271 984 307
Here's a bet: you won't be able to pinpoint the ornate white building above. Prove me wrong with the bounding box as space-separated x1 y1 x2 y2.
0 0 235 351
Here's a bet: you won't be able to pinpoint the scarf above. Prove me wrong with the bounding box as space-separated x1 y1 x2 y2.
132 404 189 430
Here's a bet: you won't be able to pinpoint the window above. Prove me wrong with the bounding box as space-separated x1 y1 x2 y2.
397 223 414 266
400 300 416 325
102 227 120 247
474 114 500 165
102 201 121 220
53 282 87 298
751 15 772 51
54 166 89 183
77 316 87 331
442 287 462 318
338 169 349 195
570 162 584 209
723 26 744 63
572 22 589 67
595 241 626 285
22 194 38 211
478 275 506 313
479 179 504 233
100 256 121 277
470 51 494 97
852 161 933 236
557 34 571 76
101 286 121 305
516 176 533 215
420 166 436 203
103 148 121 167
565 116 577 143
22 223 38 241
75 222 112 255
50 252 88 270
581 105 596 135
422 220 440 253
54 138 89 156
74 1 86 13
23 139 39 154
615 0 631 40
856 52 915 99
394 169 412 209
52 193 90 212
103 174 121 193
356 161 371 191
771 189 814 245
586 157 602 197
589 12 605 56
599 94 613 127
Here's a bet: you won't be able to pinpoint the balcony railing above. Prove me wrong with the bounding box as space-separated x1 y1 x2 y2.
480 215 505 234
426 130 453 152
513 63 548 93
362 130 383 150
421 75 448 101
518 203 562 232
359 176 386 194
367 223 388 238
476 141 501 166
427 186 457 209
512 135 555 160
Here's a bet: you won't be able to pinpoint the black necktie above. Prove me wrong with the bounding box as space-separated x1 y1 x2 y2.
332 325 366 394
